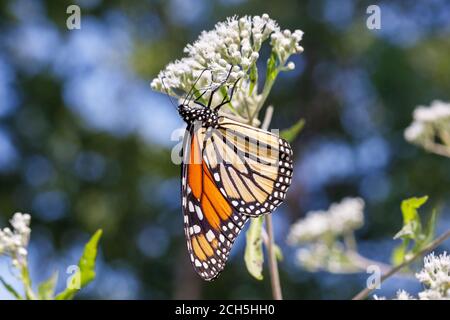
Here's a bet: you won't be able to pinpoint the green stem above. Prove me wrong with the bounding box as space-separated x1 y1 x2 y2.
439 129 450 147
423 141 450 158
21 263 37 300
344 232 358 252
250 68 279 123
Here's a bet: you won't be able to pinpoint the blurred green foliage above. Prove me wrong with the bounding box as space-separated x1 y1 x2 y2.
0 0 449 299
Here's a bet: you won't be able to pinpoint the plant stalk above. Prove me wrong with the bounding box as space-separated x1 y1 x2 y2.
260 106 283 300
423 141 450 158
21 263 37 300
250 69 279 123
265 214 283 300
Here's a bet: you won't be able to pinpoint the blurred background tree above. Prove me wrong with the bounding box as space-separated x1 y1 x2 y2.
0 0 449 299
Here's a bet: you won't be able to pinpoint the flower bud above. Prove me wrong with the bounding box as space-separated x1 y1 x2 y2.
286 62 295 70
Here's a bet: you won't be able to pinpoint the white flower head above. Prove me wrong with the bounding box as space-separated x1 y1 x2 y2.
151 14 304 120
288 197 365 244
404 121 425 142
413 100 450 123
270 29 304 65
374 252 450 300
415 251 450 299
405 100 450 147
329 197 365 234
288 211 330 243
0 212 31 268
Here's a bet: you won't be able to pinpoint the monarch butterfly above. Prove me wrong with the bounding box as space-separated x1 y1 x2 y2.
175 73 293 281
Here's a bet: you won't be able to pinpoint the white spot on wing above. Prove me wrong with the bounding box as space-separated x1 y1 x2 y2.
206 230 215 241
195 205 203 220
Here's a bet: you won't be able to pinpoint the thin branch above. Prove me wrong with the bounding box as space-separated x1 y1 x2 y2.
344 232 358 252
265 214 283 300
352 229 450 300
260 106 283 300
345 251 395 275
343 233 393 274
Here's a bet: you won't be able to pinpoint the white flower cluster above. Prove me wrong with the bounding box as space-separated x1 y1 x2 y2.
270 29 304 66
288 197 365 244
404 100 450 143
151 14 303 119
416 252 450 299
374 252 450 300
0 212 31 268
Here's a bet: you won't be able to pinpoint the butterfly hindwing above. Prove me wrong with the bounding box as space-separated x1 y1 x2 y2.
203 117 294 217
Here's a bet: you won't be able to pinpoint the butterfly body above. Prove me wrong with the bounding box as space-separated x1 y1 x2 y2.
178 105 219 128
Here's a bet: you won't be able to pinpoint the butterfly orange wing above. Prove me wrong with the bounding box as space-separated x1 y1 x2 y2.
181 125 248 280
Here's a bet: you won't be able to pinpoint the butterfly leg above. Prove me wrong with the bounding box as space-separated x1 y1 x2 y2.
192 69 230 108
214 77 240 110
183 68 211 105
204 65 235 108
192 65 235 109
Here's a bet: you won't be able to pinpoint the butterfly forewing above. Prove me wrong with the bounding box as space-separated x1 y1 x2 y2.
181 124 248 281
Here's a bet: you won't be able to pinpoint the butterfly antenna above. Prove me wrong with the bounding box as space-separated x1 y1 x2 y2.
160 75 178 109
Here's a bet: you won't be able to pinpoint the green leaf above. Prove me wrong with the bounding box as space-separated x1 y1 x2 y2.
38 272 58 300
391 239 408 265
392 196 432 265
78 229 102 286
248 63 258 95
395 196 428 240
393 222 415 240
55 229 102 300
244 217 264 280
219 86 238 114
0 276 22 300
424 209 438 244
280 118 305 143
266 52 278 83
401 196 428 224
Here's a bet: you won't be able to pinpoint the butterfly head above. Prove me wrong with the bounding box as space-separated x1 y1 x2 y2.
178 105 219 128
